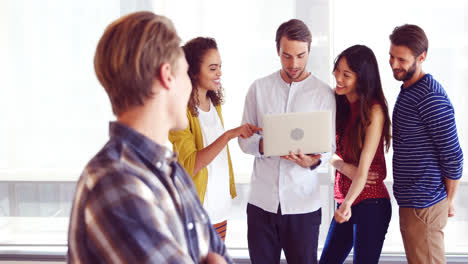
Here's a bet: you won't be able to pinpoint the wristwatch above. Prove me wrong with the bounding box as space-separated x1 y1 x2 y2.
310 159 322 170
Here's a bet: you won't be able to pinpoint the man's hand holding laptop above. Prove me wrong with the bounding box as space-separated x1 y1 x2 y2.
280 150 322 168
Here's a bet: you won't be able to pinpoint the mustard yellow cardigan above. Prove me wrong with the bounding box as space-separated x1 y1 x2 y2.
168 105 237 204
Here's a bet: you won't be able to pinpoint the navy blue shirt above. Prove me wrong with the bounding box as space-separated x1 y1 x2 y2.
392 74 463 208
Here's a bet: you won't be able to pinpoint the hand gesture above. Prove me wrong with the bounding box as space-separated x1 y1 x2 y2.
334 203 352 223
280 149 322 168
332 157 380 186
228 123 262 139
448 200 456 217
205 252 227 264
365 171 379 187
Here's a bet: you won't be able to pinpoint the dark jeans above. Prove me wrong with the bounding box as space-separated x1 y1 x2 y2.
247 203 321 264
319 198 392 264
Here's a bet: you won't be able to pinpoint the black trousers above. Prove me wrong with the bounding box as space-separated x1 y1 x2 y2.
247 203 321 264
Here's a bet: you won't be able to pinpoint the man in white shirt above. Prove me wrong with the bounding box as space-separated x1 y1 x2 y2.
238 19 336 264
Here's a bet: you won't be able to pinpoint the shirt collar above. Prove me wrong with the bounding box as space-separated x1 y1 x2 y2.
400 73 431 92
276 70 312 86
109 122 177 168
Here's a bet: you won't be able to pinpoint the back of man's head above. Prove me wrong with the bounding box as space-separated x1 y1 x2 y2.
275 19 312 53
389 24 428 57
94 11 182 116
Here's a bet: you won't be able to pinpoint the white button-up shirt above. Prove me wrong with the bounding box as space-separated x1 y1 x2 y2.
238 71 336 215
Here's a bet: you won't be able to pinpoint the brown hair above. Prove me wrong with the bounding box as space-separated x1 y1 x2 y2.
94 11 182 116
183 37 224 117
389 24 428 57
275 19 312 53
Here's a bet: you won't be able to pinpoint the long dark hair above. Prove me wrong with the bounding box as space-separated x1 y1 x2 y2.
334 45 391 163
182 37 224 116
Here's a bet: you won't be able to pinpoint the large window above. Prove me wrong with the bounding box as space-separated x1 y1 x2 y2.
1 0 467 261
332 0 468 254
1 0 120 251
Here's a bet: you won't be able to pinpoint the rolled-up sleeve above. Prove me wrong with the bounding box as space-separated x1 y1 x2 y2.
238 82 263 157
418 92 464 180
317 90 337 169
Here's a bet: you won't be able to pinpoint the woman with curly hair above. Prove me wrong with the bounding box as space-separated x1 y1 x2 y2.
169 37 260 241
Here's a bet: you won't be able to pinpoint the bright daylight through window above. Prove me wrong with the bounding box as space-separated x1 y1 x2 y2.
1 0 467 260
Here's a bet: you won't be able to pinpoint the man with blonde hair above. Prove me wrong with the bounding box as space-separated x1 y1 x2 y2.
67 11 231 263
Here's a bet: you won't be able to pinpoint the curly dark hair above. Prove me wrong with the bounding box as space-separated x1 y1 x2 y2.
182 37 224 116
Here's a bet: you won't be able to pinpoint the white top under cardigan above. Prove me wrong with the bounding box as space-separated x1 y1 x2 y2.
197 100 231 223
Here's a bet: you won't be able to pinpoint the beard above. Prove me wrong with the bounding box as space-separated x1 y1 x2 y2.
393 61 417 81
284 67 306 81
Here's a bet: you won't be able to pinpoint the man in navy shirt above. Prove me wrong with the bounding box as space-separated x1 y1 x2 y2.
389 24 463 264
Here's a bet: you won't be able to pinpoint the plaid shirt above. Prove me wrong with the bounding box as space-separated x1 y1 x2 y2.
68 122 232 263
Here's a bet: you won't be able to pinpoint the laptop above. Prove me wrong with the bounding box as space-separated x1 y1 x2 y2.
262 111 332 157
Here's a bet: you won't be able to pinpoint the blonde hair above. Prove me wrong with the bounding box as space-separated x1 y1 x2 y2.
94 11 182 116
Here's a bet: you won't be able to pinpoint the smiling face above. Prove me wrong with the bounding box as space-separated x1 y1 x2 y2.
389 44 419 82
197 48 222 92
278 36 309 83
334 57 358 102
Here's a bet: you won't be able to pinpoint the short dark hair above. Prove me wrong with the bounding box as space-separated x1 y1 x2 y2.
275 19 312 53
182 37 224 117
389 24 428 57
94 11 182 116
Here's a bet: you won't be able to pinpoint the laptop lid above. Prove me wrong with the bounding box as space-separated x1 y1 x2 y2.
262 111 332 157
